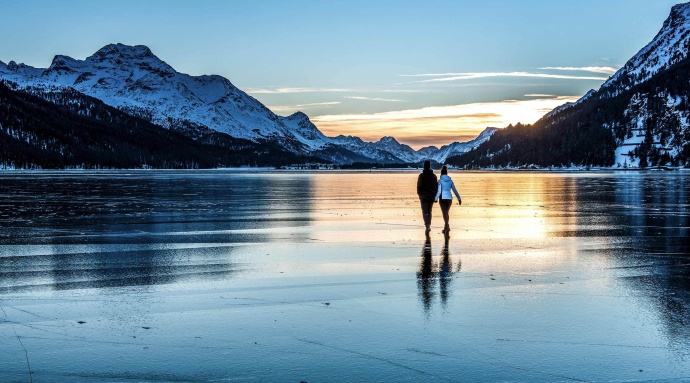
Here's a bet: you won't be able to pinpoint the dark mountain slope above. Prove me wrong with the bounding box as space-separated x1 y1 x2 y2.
447 56 690 168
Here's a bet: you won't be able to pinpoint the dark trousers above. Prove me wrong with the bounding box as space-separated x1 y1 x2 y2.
439 199 452 228
420 200 434 226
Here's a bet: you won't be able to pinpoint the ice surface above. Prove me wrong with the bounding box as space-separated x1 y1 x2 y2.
0 170 689 382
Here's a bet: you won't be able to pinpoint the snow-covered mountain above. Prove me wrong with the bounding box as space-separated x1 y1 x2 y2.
0 44 311 151
419 128 499 163
0 43 495 164
452 1 690 169
331 135 419 163
326 128 496 163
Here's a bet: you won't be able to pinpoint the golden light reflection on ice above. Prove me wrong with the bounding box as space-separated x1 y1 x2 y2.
308 171 579 242
300 171 593 277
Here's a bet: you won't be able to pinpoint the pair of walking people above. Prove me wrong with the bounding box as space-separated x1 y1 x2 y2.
417 160 461 234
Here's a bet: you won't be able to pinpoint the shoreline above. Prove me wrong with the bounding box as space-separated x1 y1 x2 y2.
1 167 688 174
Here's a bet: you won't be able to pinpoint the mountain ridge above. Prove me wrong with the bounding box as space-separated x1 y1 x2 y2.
0 43 495 165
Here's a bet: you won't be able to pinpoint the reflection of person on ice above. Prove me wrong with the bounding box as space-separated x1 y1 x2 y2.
417 231 461 314
417 160 438 233
438 234 455 307
434 165 462 235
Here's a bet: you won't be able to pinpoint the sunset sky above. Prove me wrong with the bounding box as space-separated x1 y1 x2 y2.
0 0 681 148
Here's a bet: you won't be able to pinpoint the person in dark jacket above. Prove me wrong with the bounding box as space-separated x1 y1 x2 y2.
417 160 438 232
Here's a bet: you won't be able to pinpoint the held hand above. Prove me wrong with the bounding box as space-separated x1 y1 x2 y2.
434 199 438 203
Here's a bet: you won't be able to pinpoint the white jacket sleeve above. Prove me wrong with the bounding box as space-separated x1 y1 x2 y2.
434 181 441 201
451 181 461 201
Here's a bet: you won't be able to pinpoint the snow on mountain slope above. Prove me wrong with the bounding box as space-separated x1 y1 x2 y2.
612 89 690 168
279 111 330 149
601 2 690 95
329 128 497 163
331 135 425 163
371 136 420 163
428 127 499 162
0 60 45 83
330 135 408 163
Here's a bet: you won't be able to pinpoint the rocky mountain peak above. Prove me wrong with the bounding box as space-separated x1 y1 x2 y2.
379 136 399 144
666 2 690 29
477 127 499 138
90 43 155 60
601 1 690 94
84 43 175 76
285 111 309 121
47 55 80 72
2 60 37 74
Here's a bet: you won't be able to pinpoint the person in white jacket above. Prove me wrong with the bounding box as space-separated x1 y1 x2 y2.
434 165 461 234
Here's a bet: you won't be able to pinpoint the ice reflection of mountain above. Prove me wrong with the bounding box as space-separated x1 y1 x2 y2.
612 172 690 350
0 171 315 293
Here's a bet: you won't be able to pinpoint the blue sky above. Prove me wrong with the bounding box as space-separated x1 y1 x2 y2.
0 0 682 147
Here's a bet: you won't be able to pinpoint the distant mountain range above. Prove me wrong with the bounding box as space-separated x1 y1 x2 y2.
0 44 494 167
448 2 690 168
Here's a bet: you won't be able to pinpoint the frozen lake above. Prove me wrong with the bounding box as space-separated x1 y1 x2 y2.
1 170 689 382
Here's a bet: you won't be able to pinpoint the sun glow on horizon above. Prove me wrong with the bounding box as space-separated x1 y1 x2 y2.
310 96 580 149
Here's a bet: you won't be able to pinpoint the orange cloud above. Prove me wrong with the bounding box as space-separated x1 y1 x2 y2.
311 96 580 149
399 72 608 84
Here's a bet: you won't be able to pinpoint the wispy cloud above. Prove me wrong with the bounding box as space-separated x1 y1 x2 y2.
539 66 618 75
248 86 425 94
246 87 351 94
268 101 341 112
312 95 580 149
378 89 425 93
399 72 608 84
525 93 556 97
345 96 402 102
297 101 341 107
